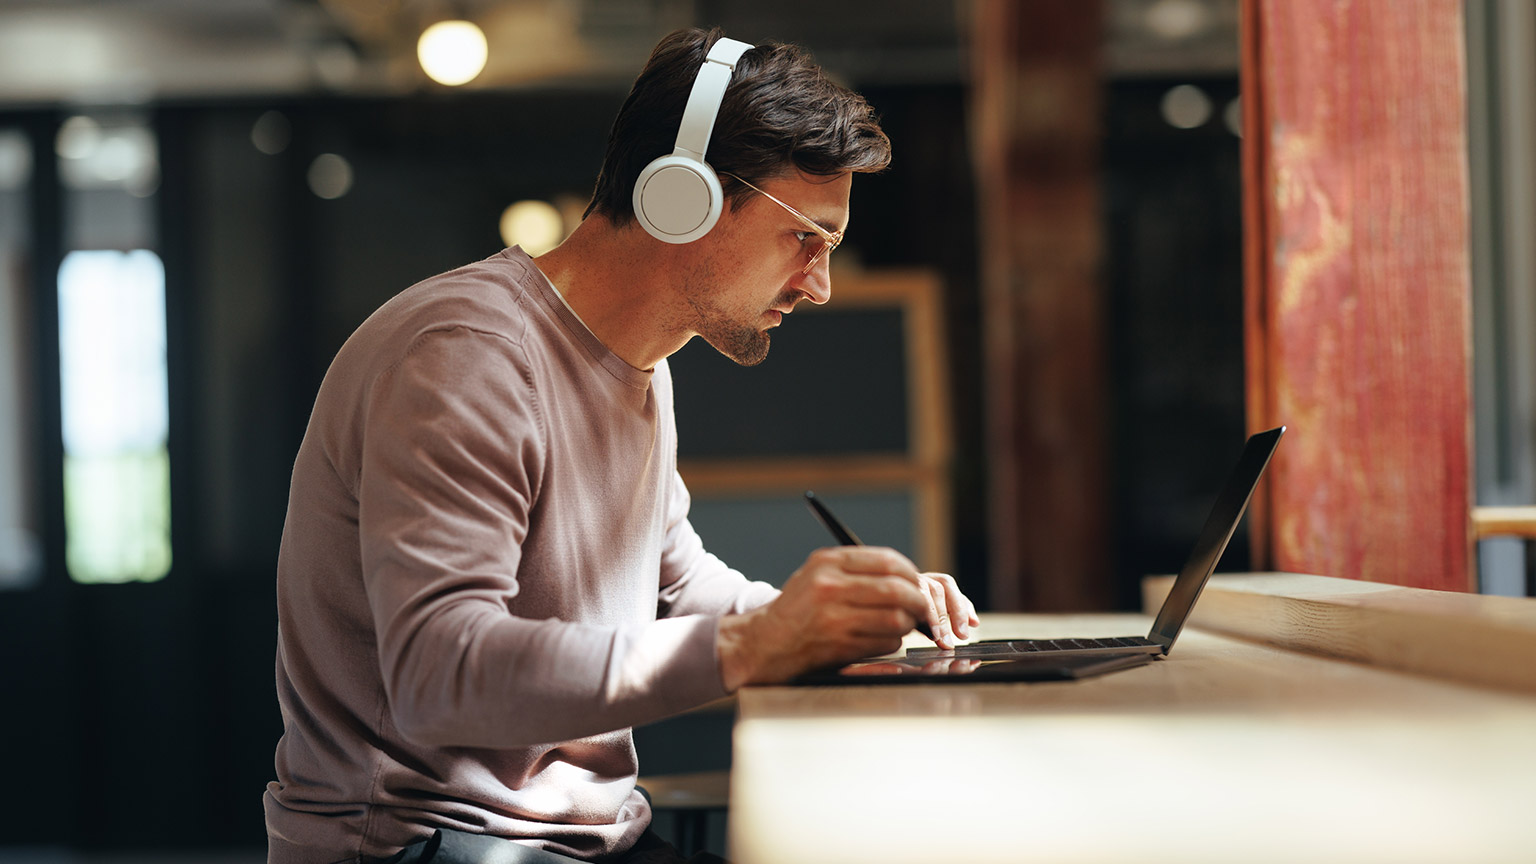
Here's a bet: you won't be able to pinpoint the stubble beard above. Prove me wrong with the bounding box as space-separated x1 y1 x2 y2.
699 316 772 367
687 285 798 368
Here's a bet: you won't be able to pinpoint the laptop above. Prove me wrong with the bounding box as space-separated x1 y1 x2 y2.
791 425 1285 686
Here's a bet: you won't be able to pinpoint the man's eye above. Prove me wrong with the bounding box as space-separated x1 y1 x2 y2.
794 231 813 243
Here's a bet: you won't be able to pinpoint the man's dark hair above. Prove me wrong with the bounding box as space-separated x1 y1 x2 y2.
585 27 892 223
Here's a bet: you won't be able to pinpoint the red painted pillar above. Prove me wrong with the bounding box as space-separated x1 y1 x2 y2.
1242 0 1475 590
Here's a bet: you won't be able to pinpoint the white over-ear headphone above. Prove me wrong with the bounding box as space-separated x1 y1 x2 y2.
632 36 755 244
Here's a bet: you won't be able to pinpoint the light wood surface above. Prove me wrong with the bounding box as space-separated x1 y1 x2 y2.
728 607 1536 863
1472 505 1536 539
1144 572 1536 693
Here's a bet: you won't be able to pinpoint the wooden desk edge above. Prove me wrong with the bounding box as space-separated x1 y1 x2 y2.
1472 505 1536 539
1143 572 1536 694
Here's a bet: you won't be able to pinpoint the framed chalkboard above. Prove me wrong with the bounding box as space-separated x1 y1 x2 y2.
674 269 953 574
670 306 909 458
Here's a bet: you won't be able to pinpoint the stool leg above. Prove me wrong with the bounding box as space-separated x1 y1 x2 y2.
679 810 705 855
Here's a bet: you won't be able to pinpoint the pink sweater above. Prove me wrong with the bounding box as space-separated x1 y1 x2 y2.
264 247 778 863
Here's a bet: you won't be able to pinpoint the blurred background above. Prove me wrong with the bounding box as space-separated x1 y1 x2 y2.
0 0 1529 860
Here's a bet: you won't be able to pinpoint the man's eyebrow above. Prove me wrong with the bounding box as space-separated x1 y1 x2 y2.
793 211 844 235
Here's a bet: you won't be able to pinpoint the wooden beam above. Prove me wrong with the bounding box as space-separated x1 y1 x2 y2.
971 0 1111 611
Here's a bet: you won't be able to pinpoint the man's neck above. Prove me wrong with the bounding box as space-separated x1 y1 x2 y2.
531 217 693 371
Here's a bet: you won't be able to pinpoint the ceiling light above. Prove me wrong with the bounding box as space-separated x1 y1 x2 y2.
251 110 292 156
313 42 361 90
418 20 488 87
1144 0 1210 41
56 117 158 192
500 200 564 255
56 115 102 161
1160 84 1212 130
92 133 140 182
308 153 354 200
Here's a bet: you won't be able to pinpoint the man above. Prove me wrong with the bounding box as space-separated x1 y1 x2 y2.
265 26 978 864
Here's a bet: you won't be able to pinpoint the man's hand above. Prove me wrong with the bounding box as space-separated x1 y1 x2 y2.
716 547 980 690
915 569 979 650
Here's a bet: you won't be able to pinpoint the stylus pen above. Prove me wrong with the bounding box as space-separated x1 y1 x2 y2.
803 491 935 640
804 490 862 546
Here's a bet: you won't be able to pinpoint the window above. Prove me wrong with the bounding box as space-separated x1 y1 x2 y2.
57 249 171 583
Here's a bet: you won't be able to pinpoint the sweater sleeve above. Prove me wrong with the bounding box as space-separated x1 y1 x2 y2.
356 327 728 749
656 470 781 619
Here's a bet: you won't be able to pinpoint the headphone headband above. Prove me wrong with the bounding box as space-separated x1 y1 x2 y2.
673 37 753 161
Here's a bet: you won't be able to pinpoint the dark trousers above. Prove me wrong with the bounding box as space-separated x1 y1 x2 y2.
379 827 727 864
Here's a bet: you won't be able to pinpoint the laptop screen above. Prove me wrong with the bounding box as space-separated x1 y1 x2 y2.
1148 426 1285 650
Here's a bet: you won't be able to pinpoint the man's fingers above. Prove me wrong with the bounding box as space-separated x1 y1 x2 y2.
820 546 922 582
812 551 975 648
835 603 919 639
926 571 977 640
836 571 931 622
918 575 954 648
779 549 965 670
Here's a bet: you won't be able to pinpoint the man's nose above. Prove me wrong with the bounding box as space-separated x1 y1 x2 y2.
794 260 833 305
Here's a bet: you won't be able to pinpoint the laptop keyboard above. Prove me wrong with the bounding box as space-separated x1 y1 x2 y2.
1008 636 1158 652
908 635 1160 658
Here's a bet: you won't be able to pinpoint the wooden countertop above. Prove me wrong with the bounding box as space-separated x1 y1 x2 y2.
728 590 1536 864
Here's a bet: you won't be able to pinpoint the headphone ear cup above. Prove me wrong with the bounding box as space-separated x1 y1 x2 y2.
632 154 725 244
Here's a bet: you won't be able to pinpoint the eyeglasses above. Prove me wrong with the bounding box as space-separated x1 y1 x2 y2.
720 172 844 275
